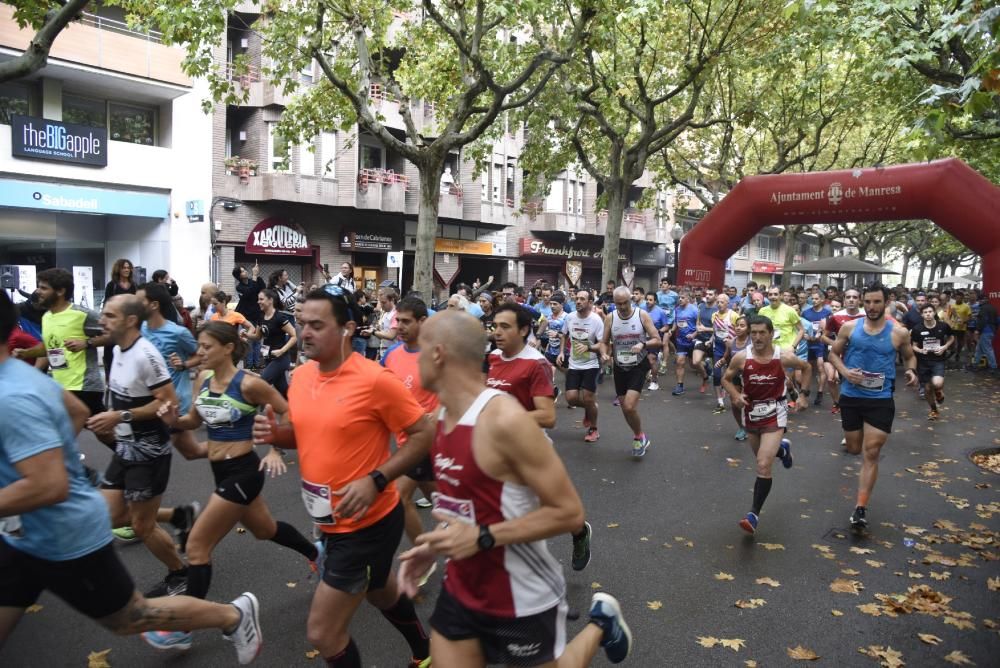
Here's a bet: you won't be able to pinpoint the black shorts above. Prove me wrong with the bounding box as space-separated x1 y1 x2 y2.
917 359 946 384
71 390 106 417
613 358 650 396
318 502 403 594
693 339 713 354
430 585 567 666
565 368 599 393
0 540 134 619
544 351 565 368
405 454 436 482
839 396 895 434
210 450 265 505
101 453 172 502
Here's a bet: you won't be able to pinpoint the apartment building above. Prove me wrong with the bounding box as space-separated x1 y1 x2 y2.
0 5 212 307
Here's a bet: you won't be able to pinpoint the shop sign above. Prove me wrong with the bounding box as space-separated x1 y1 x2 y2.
11 115 107 167
340 230 399 252
631 245 667 267
245 218 312 256
0 178 169 218
434 238 494 255
565 260 583 286
519 238 626 262
752 261 782 274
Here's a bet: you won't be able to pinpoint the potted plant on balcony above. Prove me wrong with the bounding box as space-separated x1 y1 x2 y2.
225 156 258 184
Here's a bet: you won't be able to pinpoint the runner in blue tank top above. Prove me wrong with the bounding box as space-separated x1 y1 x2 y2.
828 283 917 533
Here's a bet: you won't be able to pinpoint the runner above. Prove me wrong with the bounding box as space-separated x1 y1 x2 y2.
87 295 191 597
910 303 954 421
251 285 433 667
710 294 740 414
670 292 704 395
558 290 604 443
946 290 972 369
381 297 441 559
641 293 669 391
822 289 864 414
541 294 568 390
828 283 918 532
0 292 263 665
691 288 719 394
801 296 832 406
248 289 297 397
397 309 633 666
760 287 804 353
142 321 318 652
210 291 257 337
714 315 751 441
721 316 811 535
599 288 661 458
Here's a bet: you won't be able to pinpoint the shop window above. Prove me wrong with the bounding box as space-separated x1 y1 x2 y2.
62 94 107 129
321 131 336 177
0 82 30 124
268 122 290 172
109 102 156 145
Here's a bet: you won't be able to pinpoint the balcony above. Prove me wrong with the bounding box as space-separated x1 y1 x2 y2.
439 186 464 219
530 210 587 234
218 168 340 205
595 210 649 241
356 168 407 212
0 7 190 87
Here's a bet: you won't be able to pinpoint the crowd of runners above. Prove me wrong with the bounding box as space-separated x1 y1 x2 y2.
1 262 998 666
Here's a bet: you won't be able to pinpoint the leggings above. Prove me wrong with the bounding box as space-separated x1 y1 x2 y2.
261 353 291 397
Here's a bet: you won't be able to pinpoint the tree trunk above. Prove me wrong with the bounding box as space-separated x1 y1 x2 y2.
916 260 927 288
780 226 798 290
818 234 834 258
900 252 911 287
601 184 626 288
414 160 445 300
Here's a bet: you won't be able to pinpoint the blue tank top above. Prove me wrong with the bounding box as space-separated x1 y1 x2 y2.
840 320 896 399
194 370 257 441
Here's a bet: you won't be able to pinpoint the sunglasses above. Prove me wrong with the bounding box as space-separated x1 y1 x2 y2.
321 284 356 322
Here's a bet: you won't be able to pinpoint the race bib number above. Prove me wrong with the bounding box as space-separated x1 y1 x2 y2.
260 344 271 358
747 400 778 422
114 422 134 440
47 348 68 370
860 371 885 390
196 397 241 426
923 338 940 352
615 347 638 367
301 479 335 526
431 491 477 526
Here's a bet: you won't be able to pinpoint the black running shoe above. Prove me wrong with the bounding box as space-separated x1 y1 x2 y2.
849 506 867 532
572 521 593 571
145 571 188 598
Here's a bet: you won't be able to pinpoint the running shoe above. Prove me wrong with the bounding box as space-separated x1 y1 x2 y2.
647 382 660 391
408 657 432 668
699 381 707 393
850 506 868 531
712 403 726 414
112 526 140 543
831 403 840 415
934 388 944 404
918 388 925 399
589 593 633 664
224 592 263 665
584 428 600 443
572 521 592 571
739 512 758 535
734 428 747 441
173 502 202 554
613 397 621 407
632 435 651 458
145 571 189 598
671 384 685 396
143 630 192 652
778 438 793 469
813 393 823 406
553 386 561 402
658 362 668 374
928 409 940 421
414 496 433 509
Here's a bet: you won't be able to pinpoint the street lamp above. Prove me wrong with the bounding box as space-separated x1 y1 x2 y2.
669 225 684 284
209 196 242 284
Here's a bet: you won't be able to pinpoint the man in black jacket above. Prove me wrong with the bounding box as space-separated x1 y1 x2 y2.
233 261 265 368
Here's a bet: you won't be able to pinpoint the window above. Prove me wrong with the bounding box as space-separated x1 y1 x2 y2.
300 59 314 84
62 94 106 129
0 82 30 124
481 171 488 200
736 243 750 259
545 179 564 212
756 235 779 262
109 102 156 145
298 138 315 176
361 144 383 169
566 180 575 214
268 123 290 172
492 163 503 202
321 132 336 177
506 161 516 204
576 181 584 214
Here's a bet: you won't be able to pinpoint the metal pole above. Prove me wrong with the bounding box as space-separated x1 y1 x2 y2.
671 238 680 284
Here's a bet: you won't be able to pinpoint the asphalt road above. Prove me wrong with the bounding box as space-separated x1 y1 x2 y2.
3 367 999 667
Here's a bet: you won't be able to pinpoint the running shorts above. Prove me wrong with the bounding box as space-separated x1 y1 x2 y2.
839 396 895 434
917 359 946 385
318 501 403 594
430 585 568 666
101 453 172 502
613 358 650 397
693 339 713 354
71 390 106 417
674 337 694 355
405 454 436 482
0 540 134 619
210 450 265 505
565 368 599 393
544 351 565 369
807 345 827 361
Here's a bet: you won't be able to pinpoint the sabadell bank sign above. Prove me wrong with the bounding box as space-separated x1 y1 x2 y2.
11 115 107 167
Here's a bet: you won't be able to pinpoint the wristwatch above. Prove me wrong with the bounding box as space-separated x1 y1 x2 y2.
120 410 133 423
477 524 496 551
368 470 388 493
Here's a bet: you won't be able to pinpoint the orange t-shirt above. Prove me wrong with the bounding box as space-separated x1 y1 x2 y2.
381 342 439 444
288 353 425 534
211 311 249 327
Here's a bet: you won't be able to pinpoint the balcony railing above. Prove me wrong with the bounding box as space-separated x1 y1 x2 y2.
369 83 397 104
358 167 409 188
222 61 261 84
78 12 164 43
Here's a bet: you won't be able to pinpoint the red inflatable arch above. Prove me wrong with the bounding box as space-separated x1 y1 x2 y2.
677 157 1000 358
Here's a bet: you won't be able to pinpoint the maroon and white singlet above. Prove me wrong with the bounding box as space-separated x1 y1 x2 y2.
741 346 788 431
825 309 864 340
432 389 565 617
486 346 555 413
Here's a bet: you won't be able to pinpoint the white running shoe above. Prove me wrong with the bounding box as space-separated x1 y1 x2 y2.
648 382 660 391
224 592 262 664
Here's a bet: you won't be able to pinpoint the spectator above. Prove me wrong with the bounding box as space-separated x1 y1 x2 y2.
233 262 265 368
101 258 137 377
267 269 296 312
325 261 356 291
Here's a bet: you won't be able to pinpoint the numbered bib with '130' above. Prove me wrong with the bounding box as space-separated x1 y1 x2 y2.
301 479 335 526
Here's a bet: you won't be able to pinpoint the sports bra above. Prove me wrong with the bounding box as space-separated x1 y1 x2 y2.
194 370 257 441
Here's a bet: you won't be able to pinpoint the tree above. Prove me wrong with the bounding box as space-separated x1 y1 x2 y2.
0 0 92 83
519 0 785 288
118 0 594 298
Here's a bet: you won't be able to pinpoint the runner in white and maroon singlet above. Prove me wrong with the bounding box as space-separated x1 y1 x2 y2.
397 310 632 667
722 315 811 536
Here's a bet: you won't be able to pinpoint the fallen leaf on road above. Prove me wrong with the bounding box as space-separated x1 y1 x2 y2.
851 546 876 555
606 523 620 528
25 604 42 613
916 633 942 645
745 661 758 667
305 649 320 659
812 544 832 553
944 616 976 630
591 582 602 589
988 577 999 591
858 603 884 616
756 577 781 587
726 458 741 467
831 578 864 594
734 598 766 609
759 542 785 551
236 528 246 534
286 581 297 588
943 650 975 665
983 619 997 629
930 571 951 581
639 536 649 542
647 600 662 610
685 541 695 547
715 572 735 581
697 636 720 648
859 645 905 667
866 560 885 568
88 650 112 668
843 568 862 575
720 638 746 651
831 609 844 616
787 645 820 660
908 572 924 579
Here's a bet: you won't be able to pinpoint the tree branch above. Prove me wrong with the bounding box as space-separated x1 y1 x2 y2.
0 0 91 83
